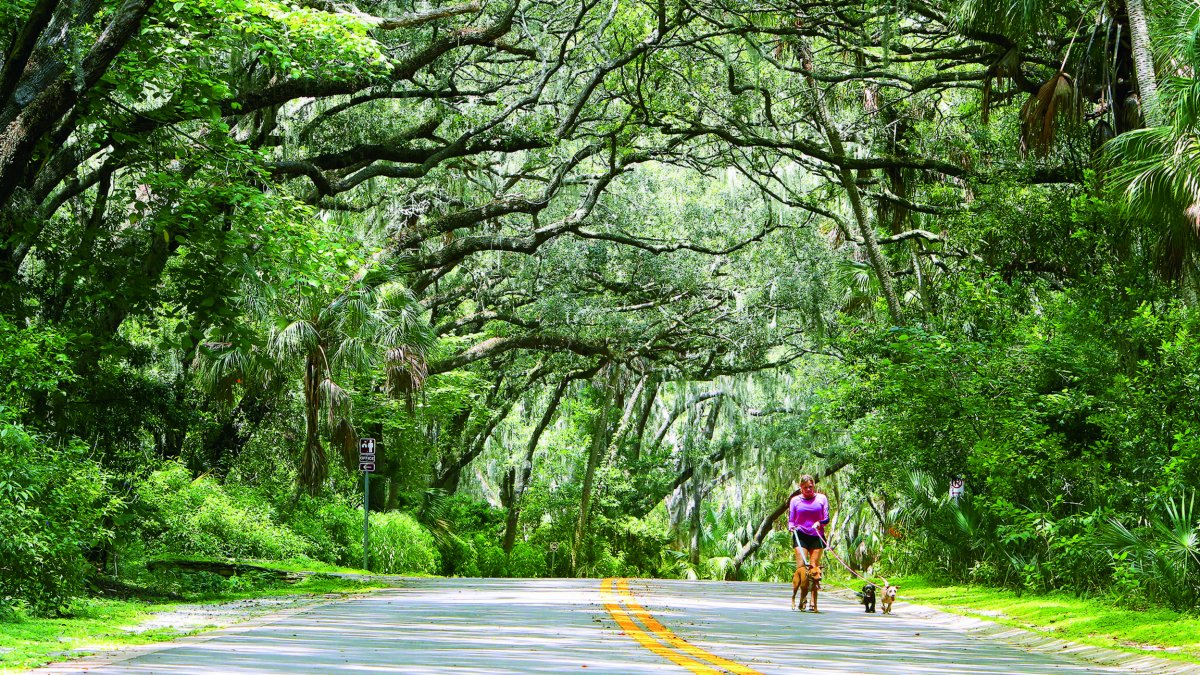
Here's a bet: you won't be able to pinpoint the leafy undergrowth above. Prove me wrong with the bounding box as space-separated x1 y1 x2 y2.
142 554 372 575
0 574 385 671
893 575 1200 663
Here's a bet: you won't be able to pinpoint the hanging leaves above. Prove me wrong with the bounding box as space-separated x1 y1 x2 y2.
981 47 1021 125
386 346 430 411
1019 70 1082 157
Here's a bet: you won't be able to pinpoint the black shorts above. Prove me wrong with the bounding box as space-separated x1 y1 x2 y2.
792 530 824 550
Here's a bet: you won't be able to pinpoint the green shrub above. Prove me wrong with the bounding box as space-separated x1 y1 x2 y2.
440 533 480 577
137 463 309 560
369 512 440 574
439 493 506 534
0 318 75 417
0 424 115 614
282 494 362 566
507 542 545 578
473 534 507 577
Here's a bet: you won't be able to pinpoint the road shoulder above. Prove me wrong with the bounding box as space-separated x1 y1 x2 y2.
24 592 371 675
845 589 1200 675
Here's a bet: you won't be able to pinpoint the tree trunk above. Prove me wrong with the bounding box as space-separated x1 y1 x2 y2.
0 0 155 207
433 398 517 493
628 377 658 462
434 364 549 494
299 352 327 495
688 463 704 566
799 42 903 324
573 381 612 569
605 374 646 462
1126 0 1162 127
195 390 273 474
503 376 570 553
688 404 720 566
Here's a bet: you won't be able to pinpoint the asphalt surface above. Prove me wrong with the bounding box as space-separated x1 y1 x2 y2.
43 577 1132 674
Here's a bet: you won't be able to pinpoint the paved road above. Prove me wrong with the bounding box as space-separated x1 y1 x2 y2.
46 578 1127 674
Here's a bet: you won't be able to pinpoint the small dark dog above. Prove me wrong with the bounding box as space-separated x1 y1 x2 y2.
859 583 876 613
881 584 898 614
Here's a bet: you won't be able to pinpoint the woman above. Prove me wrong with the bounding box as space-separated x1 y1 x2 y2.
788 475 829 579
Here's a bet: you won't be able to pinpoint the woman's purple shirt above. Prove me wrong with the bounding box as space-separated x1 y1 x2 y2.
788 493 829 536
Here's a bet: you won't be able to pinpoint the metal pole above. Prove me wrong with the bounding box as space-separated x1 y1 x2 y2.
363 471 370 571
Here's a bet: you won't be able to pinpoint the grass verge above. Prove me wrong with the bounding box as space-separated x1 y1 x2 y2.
0 574 386 672
892 574 1200 664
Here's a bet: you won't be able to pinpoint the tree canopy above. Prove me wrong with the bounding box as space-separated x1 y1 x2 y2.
5 0 1200 616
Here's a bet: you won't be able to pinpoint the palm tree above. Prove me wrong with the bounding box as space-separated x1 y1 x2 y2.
1104 0 1200 280
199 275 434 494
1127 0 1163 127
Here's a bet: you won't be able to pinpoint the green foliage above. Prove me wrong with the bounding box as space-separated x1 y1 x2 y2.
135 463 309 560
507 542 546 578
9 0 1200 626
472 534 508 578
279 494 363 567
0 425 116 614
440 534 481 577
368 512 440 575
1096 493 1200 611
0 319 75 418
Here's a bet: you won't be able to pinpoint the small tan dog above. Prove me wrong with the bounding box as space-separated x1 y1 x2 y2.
791 564 821 612
880 583 898 614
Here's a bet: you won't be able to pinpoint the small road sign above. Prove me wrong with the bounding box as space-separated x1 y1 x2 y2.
360 462 375 472
548 542 559 552
949 477 965 499
359 437 376 463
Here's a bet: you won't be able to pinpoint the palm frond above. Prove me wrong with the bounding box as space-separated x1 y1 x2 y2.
270 319 320 360
386 346 430 410
1105 125 1200 279
1156 492 1200 567
332 336 375 371
318 376 352 424
1019 70 1081 157
952 0 1053 41
981 47 1021 124
1095 517 1146 551
332 418 359 470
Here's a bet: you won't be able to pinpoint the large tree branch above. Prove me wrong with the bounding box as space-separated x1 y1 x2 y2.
429 335 610 375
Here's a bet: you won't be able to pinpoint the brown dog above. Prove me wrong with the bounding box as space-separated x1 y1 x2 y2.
880 584 898 614
791 564 821 612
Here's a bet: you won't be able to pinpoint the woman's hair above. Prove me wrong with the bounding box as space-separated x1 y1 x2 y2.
800 474 815 485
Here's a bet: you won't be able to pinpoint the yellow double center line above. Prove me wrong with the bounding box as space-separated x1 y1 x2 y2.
600 577 763 675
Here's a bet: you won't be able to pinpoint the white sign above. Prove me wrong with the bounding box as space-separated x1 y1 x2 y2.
359 462 375 472
359 437 376 463
949 477 965 499
549 542 559 552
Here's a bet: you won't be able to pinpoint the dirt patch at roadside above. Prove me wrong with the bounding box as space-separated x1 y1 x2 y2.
118 594 342 634
30 593 355 675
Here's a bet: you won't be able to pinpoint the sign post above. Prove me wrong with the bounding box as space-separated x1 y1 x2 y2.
549 541 559 576
359 438 376 571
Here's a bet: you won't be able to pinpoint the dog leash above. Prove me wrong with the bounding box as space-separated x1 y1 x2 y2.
816 531 890 592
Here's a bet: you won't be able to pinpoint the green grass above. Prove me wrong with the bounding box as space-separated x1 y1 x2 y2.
891 575 1200 664
0 574 386 671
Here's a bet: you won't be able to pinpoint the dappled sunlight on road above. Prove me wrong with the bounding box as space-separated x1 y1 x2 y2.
622 578 1121 675
42 578 1128 674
